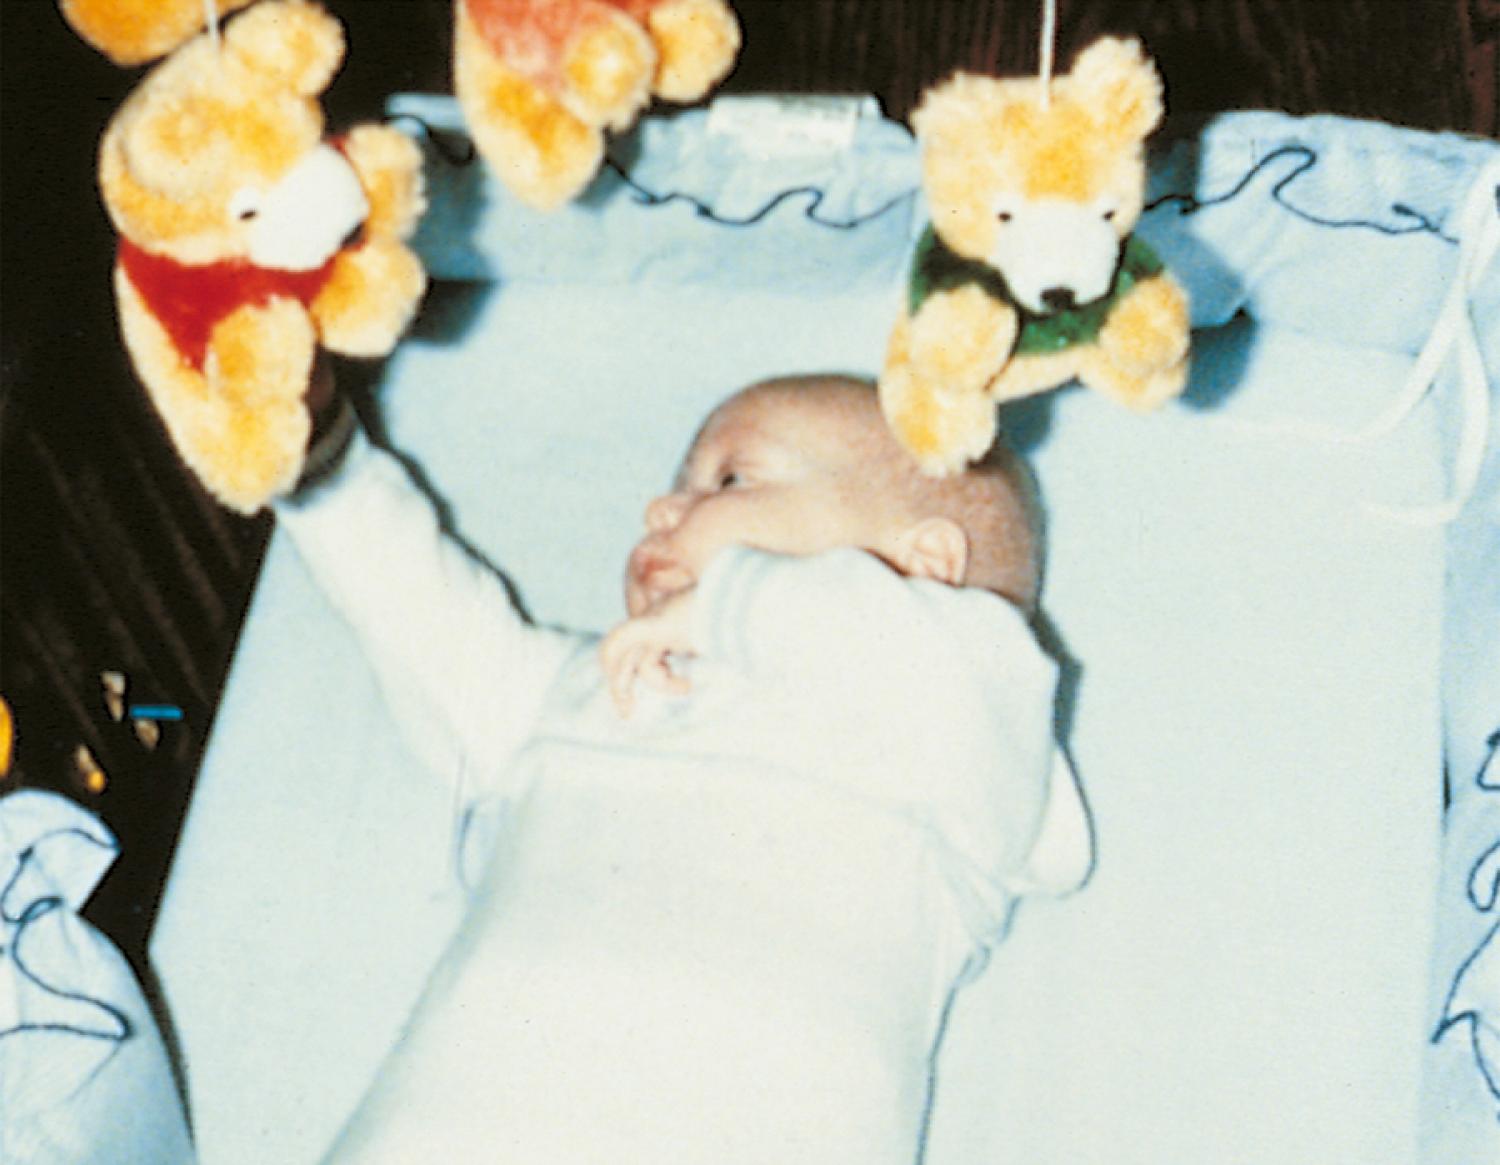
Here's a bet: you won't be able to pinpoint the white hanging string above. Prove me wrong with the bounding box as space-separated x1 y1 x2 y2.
203 0 222 52
1360 157 1498 524
1038 0 1057 109
1211 158 1500 525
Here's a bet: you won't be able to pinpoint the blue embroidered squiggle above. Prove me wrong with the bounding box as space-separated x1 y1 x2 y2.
1434 918 1500 1111
389 113 1479 248
1477 728 1500 791
1470 839 1500 914
385 111 919 231
384 113 478 168
1435 725 1500 1117
1 830 132 1050
600 157 917 231
1146 143 1463 244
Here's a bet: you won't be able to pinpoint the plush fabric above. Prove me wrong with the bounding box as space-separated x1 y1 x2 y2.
145 97 1498 1164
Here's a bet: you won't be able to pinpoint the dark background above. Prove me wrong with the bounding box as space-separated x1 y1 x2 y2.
2 0 1496 971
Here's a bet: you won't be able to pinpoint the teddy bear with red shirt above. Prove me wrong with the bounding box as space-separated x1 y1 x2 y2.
59 0 428 514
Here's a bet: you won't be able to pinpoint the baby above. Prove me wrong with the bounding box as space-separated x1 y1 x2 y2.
283 374 1089 1164
602 374 1041 715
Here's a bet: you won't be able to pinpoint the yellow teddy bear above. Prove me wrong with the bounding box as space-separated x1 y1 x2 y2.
66 0 427 513
454 0 741 210
880 37 1191 475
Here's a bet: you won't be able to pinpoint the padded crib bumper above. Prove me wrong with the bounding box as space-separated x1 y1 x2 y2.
0 790 192 1165
138 96 1498 1165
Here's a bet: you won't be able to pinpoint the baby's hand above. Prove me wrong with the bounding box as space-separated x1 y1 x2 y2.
599 587 697 717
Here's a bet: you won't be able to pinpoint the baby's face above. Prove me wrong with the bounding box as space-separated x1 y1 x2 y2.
624 385 913 616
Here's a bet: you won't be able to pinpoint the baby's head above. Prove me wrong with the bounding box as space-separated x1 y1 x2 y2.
625 374 1040 616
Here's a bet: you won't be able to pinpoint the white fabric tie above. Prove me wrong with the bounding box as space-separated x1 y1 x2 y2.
1212 158 1499 524
1357 157 1500 523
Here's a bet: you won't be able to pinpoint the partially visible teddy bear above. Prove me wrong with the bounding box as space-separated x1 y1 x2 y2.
455 0 741 209
880 37 1190 475
64 0 427 513
59 0 258 65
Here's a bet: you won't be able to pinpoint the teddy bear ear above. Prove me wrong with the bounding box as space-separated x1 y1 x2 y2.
57 0 258 66
221 0 346 97
912 72 1007 147
1067 36 1164 142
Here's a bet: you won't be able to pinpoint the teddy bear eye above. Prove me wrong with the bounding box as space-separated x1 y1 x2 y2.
228 187 263 223
1102 208 1117 222
996 211 1014 223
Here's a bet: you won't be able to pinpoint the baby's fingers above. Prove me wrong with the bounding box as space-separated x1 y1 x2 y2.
640 654 690 700
600 630 646 716
600 624 689 717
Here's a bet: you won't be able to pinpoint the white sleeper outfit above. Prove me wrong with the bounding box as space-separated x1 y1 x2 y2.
277 432 1090 1165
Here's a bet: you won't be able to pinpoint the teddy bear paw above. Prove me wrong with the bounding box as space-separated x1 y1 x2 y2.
879 356 999 476
455 1 605 210
1084 274 1190 410
188 298 319 511
558 7 656 130
339 125 427 240
906 285 1019 395
314 241 427 357
204 298 318 405
1079 347 1190 413
1096 274 1190 377
646 0 742 102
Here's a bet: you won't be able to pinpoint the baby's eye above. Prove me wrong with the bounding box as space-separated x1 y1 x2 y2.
716 470 742 490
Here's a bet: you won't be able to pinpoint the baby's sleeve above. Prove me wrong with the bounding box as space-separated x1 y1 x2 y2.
694 545 1092 937
275 428 577 797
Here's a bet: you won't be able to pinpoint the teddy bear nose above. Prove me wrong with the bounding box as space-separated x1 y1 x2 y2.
1041 286 1078 313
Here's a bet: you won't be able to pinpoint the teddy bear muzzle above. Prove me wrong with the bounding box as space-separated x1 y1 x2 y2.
988 199 1122 317
231 143 370 272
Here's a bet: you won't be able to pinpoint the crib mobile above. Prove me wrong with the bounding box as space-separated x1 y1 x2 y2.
57 0 1196 508
878 34 1192 475
55 0 1488 517
60 0 1192 494
54 0 742 515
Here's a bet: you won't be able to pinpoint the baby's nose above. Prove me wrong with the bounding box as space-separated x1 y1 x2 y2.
644 491 689 533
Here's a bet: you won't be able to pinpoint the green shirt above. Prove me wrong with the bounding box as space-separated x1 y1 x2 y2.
907 225 1165 356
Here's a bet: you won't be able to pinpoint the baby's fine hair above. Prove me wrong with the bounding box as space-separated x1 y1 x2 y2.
904 428 1041 610
747 374 1042 609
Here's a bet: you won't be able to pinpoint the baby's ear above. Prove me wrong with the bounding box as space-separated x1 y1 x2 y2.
893 518 969 587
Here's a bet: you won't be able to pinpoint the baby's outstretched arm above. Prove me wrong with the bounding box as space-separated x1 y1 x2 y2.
277 384 576 791
599 587 695 716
